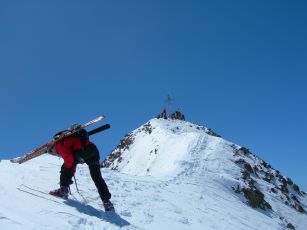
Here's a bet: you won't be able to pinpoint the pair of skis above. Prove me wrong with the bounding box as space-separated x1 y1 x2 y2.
11 115 109 164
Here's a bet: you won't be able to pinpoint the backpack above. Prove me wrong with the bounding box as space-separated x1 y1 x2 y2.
53 128 89 148
70 128 89 148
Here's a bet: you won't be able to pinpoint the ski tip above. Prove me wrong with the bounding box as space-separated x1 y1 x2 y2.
10 158 19 163
95 115 105 123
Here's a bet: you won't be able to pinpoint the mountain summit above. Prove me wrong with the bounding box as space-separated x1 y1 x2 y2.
102 118 307 229
0 118 306 229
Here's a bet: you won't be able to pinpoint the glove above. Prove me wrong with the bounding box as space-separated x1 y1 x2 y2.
74 152 85 164
76 157 85 164
47 144 59 156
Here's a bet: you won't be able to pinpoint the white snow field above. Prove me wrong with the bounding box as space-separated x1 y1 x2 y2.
1 118 306 229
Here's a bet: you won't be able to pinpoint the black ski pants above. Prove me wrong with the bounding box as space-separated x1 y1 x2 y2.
60 144 111 201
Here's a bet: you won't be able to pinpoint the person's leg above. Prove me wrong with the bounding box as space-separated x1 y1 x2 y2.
82 145 112 201
50 164 75 198
60 164 75 187
88 162 112 201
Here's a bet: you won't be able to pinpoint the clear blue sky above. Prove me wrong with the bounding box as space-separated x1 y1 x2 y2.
0 1 306 190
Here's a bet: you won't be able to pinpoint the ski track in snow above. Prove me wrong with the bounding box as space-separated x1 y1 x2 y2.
1 118 306 229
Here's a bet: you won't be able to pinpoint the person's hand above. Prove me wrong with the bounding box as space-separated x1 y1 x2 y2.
47 144 59 156
75 155 85 164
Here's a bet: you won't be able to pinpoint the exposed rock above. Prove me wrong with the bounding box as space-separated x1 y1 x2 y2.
242 169 251 180
237 147 251 156
292 184 301 194
117 133 134 151
142 122 153 134
247 178 256 188
235 158 246 165
241 187 272 210
293 203 305 213
261 160 272 169
279 177 289 194
244 163 253 174
287 223 295 229
233 184 241 193
286 178 293 186
101 133 134 169
271 187 277 194
205 128 221 138
263 172 274 183
291 194 299 203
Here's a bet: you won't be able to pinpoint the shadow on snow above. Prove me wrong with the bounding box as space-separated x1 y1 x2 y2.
64 199 131 227
18 185 131 228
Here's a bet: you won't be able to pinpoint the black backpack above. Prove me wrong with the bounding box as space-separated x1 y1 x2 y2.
53 128 89 148
73 128 89 148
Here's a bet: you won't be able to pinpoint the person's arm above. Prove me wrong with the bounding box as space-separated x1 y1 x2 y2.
47 144 59 156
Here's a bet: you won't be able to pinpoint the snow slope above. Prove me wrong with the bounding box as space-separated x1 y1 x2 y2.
102 118 307 229
1 118 306 229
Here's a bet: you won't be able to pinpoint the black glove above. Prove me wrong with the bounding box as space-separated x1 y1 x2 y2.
74 150 85 164
47 144 58 156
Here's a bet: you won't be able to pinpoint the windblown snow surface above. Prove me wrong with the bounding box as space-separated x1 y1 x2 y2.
1 118 306 230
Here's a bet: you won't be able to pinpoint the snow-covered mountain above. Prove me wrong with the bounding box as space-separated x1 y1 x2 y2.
0 118 306 229
102 118 307 229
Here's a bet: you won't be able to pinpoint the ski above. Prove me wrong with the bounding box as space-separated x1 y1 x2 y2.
18 184 81 205
88 124 110 136
10 115 105 164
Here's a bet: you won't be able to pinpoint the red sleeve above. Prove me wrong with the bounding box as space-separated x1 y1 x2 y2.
55 137 93 169
55 138 78 169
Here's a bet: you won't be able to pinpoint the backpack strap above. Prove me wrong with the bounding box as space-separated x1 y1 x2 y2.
78 129 89 149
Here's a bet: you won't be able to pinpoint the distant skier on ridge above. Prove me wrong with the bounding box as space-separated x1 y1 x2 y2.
48 124 114 211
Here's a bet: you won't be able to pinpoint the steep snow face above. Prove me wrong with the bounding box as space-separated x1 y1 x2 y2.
102 118 307 229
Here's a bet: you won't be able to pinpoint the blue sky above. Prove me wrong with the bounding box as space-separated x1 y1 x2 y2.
0 1 306 190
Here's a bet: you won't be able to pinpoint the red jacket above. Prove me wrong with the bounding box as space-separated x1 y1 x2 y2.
55 136 93 169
